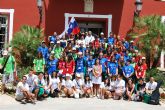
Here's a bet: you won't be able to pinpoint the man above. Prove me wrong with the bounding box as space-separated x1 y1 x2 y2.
85 31 95 45
25 69 37 92
37 41 48 60
122 60 134 81
75 52 86 80
48 32 57 44
99 52 108 81
99 32 105 43
15 76 35 103
145 77 157 95
0 50 16 94
107 32 114 45
73 74 84 98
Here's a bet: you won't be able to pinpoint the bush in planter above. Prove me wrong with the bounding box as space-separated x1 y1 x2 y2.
146 68 165 87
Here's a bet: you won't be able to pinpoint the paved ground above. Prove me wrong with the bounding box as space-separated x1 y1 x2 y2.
0 94 165 110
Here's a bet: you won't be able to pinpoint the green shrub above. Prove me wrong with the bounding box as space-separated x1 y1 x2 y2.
146 68 165 87
17 66 32 80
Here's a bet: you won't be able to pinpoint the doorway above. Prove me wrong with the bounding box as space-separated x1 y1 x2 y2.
78 22 105 36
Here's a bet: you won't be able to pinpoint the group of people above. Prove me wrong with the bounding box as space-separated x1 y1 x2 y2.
0 31 159 104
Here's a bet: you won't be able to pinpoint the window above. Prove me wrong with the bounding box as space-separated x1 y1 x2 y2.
0 15 8 50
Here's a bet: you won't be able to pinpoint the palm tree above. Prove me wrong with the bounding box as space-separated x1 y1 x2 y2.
11 25 44 67
128 15 165 69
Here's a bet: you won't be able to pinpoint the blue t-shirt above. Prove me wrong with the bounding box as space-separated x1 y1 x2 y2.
108 62 118 75
60 41 67 48
83 55 90 62
78 47 86 54
124 55 131 62
75 58 85 73
37 46 48 59
99 38 105 43
122 65 134 77
123 41 129 50
115 53 121 61
49 36 56 44
100 58 108 72
107 37 114 45
87 59 95 68
47 58 58 75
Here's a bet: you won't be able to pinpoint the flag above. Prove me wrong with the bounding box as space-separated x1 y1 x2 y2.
67 17 80 35
58 17 80 39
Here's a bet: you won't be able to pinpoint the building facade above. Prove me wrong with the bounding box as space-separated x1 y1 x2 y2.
0 0 165 49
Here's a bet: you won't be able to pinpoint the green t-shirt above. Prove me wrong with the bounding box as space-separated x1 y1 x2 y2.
33 58 45 73
54 47 63 59
0 56 15 74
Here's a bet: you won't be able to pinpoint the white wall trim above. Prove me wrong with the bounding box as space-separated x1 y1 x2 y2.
64 13 112 35
0 9 14 44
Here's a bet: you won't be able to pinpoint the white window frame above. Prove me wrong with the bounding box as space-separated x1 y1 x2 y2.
64 13 112 36
0 9 14 44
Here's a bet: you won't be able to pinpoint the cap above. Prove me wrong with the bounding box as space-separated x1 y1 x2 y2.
78 52 83 55
76 74 81 78
57 41 60 44
2 50 8 56
100 32 104 35
66 74 71 77
130 40 134 43
51 51 55 54
50 41 54 44
72 47 76 50
142 57 146 60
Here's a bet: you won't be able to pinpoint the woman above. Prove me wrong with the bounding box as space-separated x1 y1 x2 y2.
33 52 45 74
50 71 60 98
47 55 58 75
64 42 72 55
63 74 74 97
92 59 102 97
100 77 111 99
126 79 135 101
109 76 116 98
57 56 66 75
65 55 75 76
83 75 93 98
114 74 125 100
43 72 51 95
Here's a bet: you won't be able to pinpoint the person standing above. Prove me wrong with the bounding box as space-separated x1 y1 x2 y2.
92 59 102 97
37 41 48 60
0 50 16 94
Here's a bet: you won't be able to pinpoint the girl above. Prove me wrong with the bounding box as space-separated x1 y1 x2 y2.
100 77 111 99
126 79 135 101
92 59 102 97
47 55 58 75
50 71 60 98
83 75 93 98
33 52 45 74
65 55 75 76
43 72 51 95
63 74 74 97
57 56 66 75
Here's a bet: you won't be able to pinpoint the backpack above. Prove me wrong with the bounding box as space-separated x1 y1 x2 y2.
148 81 163 105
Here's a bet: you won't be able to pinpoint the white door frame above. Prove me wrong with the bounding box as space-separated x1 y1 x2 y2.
64 13 112 36
0 9 14 44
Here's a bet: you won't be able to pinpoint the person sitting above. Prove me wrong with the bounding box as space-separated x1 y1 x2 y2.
15 76 35 104
109 76 116 98
63 74 74 97
73 74 84 98
135 78 146 101
50 71 60 98
100 77 111 99
83 74 93 98
114 74 125 100
145 77 157 95
33 73 48 100
125 79 135 101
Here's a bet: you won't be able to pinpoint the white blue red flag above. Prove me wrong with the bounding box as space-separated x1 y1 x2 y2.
67 17 80 35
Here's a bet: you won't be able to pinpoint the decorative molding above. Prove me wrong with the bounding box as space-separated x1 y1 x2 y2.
84 0 94 13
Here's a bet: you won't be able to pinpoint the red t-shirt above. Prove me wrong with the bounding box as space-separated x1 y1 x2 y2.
135 64 147 78
58 60 66 74
93 40 100 48
65 60 75 75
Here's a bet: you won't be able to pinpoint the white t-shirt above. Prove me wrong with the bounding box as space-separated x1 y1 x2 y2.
34 78 46 88
85 35 95 45
84 81 93 88
73 79 84 89
100 82 110 90
16 82 29 96
115 79 125 92
145 81 157 91
25 74 37 87
50 77 60 90
77 39 86 47
109 80 116 91
63 80 74 89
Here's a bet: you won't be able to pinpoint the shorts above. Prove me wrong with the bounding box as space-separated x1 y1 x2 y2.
2 72 14 84
15 94 24 101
